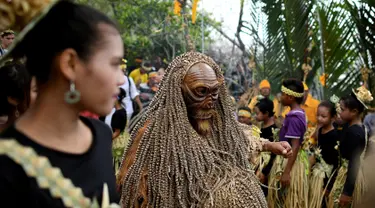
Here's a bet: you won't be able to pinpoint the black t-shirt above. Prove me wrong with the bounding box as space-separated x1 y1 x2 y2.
261 124 277 176
334 122 348 141
317 128 339 168
111 108 127 132
340 124 366 196
260 124 277 142
0 117 119 207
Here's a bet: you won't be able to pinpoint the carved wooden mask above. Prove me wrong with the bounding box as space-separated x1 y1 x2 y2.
181 63 221 120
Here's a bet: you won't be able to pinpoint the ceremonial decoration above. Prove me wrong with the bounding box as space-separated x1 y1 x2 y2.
352 86 373 109
328 127 369 207
281 86 305 98
117 51 269 207
0 139 120 208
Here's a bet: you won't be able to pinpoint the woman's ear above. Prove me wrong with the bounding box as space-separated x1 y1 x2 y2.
56 48 81 82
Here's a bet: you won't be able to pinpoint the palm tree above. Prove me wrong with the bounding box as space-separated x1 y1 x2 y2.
251 0 374 98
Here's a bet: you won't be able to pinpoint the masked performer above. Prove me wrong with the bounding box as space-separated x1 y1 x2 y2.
117 51 293 208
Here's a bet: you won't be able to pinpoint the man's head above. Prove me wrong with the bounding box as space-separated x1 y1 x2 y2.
259 79 271 97
1 30 15 49
140 61 152 74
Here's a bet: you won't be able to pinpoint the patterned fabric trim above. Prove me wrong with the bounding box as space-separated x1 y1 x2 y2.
0 139 120 208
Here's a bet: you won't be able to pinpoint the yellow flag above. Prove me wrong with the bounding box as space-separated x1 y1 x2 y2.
320 73 328 86
174 0 182 16
192 0 199 24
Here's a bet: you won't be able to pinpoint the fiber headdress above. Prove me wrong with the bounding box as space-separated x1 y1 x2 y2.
352 86 373 109
119 51 267 207
0 0 59 65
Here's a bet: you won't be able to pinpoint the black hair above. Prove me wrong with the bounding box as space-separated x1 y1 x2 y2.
318 100 337 117
117 88 126 103
13 0 119 84
142 61 152 68
238 106 251 113
282 78 304 104
341 93 365 114
255 98 275 117
0 61 31 116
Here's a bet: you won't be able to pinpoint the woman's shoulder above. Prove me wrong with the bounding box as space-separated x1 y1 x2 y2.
347 124 365 137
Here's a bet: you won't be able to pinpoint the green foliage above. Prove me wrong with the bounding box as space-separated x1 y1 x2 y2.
252 0 375 98
77 0 217 66
256 0 313 93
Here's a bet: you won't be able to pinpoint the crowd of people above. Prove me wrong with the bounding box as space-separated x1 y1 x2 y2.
1 0 375 208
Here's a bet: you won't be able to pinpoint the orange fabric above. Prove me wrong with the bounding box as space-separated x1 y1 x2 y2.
192 0 199 23
259 80 271 89
282 94 320 127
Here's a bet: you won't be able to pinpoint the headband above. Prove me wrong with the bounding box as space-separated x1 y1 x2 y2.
238 110 251 118
281 86 304 98
142 62 152 72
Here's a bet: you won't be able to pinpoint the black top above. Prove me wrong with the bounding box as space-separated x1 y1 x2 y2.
111 108 127 132
260 124 277 142
334 122 348 141
261 124 277 176
317 128 339 168
340 124 366 196
0 117 119 207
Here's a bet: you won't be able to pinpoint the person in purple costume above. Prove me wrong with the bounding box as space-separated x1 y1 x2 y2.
279 79 307 187
268 79 308 208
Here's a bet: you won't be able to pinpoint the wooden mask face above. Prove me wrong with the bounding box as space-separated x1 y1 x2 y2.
182 63 221 135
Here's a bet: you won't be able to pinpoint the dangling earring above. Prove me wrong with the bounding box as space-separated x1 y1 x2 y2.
15 105 20 118
64 81 81 104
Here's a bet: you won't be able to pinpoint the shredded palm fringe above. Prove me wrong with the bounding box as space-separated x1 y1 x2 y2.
267 152 309 208
327 161 348 208
199 166 268 208
308 160 333 208
327 160 366 208
112 132 130 174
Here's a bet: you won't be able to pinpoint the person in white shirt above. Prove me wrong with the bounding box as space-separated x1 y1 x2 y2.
104 75 142 127
120 75 142 121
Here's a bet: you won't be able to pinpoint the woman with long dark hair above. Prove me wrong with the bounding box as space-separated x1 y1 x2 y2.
0 0 124 206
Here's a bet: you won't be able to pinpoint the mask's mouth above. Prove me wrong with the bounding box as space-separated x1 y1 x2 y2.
191 109 215 120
